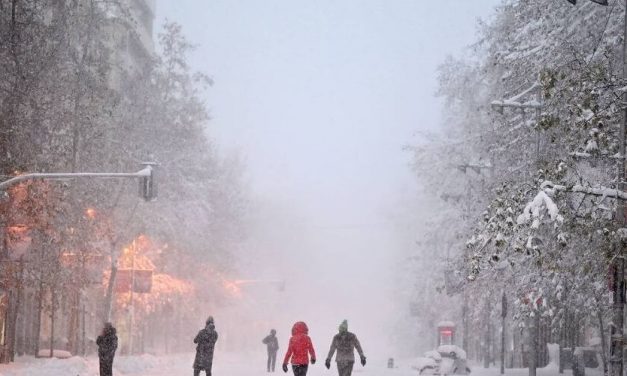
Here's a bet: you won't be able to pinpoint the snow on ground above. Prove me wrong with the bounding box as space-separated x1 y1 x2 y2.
0 352 419 376
0 350 598 376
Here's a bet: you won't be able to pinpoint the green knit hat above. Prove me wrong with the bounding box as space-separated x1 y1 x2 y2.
339 320 348 333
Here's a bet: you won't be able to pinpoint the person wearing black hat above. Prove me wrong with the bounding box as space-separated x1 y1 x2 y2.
193 317 219 376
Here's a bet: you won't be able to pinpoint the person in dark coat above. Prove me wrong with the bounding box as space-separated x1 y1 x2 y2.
96 322 118 376
193 316 219 376
325 320 366 376
262 329 280 372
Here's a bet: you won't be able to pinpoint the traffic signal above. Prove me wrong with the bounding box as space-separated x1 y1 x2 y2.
139 165 157 202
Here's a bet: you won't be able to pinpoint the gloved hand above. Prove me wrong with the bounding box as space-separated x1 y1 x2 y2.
325 359 331 369
311 358 316 365
282 363 288 373
361 356 367 366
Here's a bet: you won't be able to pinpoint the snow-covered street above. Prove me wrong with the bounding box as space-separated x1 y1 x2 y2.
0 352 590 376
0 353 420 376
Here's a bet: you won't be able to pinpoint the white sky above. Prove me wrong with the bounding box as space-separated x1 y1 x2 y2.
156 0 502 356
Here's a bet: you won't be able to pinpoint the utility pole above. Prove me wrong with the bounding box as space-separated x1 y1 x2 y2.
129 239 136 355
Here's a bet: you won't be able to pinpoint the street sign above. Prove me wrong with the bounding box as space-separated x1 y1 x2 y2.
115 269 153 293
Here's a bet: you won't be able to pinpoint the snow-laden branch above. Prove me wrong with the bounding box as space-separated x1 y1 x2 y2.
490 99 543 109
518 181 627 227
506 82 541 103
569 151 625 160
491 82 542 110
517 190 564 228
541 181 627 200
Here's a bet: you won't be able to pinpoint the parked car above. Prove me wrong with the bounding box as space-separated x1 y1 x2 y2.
412 346 470 375
436 345 471 375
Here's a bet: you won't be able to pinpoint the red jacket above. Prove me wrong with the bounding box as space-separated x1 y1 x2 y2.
283 321 316 365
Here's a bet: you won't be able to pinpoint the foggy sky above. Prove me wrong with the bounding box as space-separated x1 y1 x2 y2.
156 0 502 358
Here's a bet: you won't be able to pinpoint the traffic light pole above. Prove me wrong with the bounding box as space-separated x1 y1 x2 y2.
0 163 156 201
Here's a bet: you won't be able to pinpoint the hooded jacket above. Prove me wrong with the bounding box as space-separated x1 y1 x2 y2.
283 321 316 365
96 324 118 361
193 323 219 370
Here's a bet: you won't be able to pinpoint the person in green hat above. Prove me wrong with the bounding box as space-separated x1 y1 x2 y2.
324 320 366 376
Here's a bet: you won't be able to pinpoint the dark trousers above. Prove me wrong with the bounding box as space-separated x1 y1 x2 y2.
99 358 113 376
194 368 211 376
292 364 308 376
267 350 277 371
337 361 354 376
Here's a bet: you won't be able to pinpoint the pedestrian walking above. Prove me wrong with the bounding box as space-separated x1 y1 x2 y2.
282 321 316 376
324 320 366 376
193 316 219 376
96 322 118 376
263 329 280 372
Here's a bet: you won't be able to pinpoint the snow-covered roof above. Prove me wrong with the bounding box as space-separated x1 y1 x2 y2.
437 321 455 328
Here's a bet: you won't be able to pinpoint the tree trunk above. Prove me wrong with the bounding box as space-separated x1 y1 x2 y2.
103 257 117 323
529 314 538 376
49 288 54 358
34 280 42 356
67 289 79 354
597 309 609 376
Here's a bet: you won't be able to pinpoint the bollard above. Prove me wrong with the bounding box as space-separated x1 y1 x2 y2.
388 358 394 369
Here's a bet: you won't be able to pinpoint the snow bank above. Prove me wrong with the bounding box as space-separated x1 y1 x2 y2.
114 353 159 373
1 353 160 376
2 355 96 376
36 349 72 359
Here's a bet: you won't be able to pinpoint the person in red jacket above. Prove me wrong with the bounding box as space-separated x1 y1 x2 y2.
282 321 316 376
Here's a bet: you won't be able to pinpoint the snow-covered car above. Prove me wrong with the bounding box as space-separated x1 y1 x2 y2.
412 345 471 375
411 350 443 374
436 345 471 375
411 356 438 375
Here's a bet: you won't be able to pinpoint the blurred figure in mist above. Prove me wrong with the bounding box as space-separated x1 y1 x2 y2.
262 329 280 372
193 316 219 376
96 322 118 376
282 321 316 376
325 320 366 376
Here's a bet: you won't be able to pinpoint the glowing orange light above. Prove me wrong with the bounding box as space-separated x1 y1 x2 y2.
85 208 97 219
222 280 242 297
